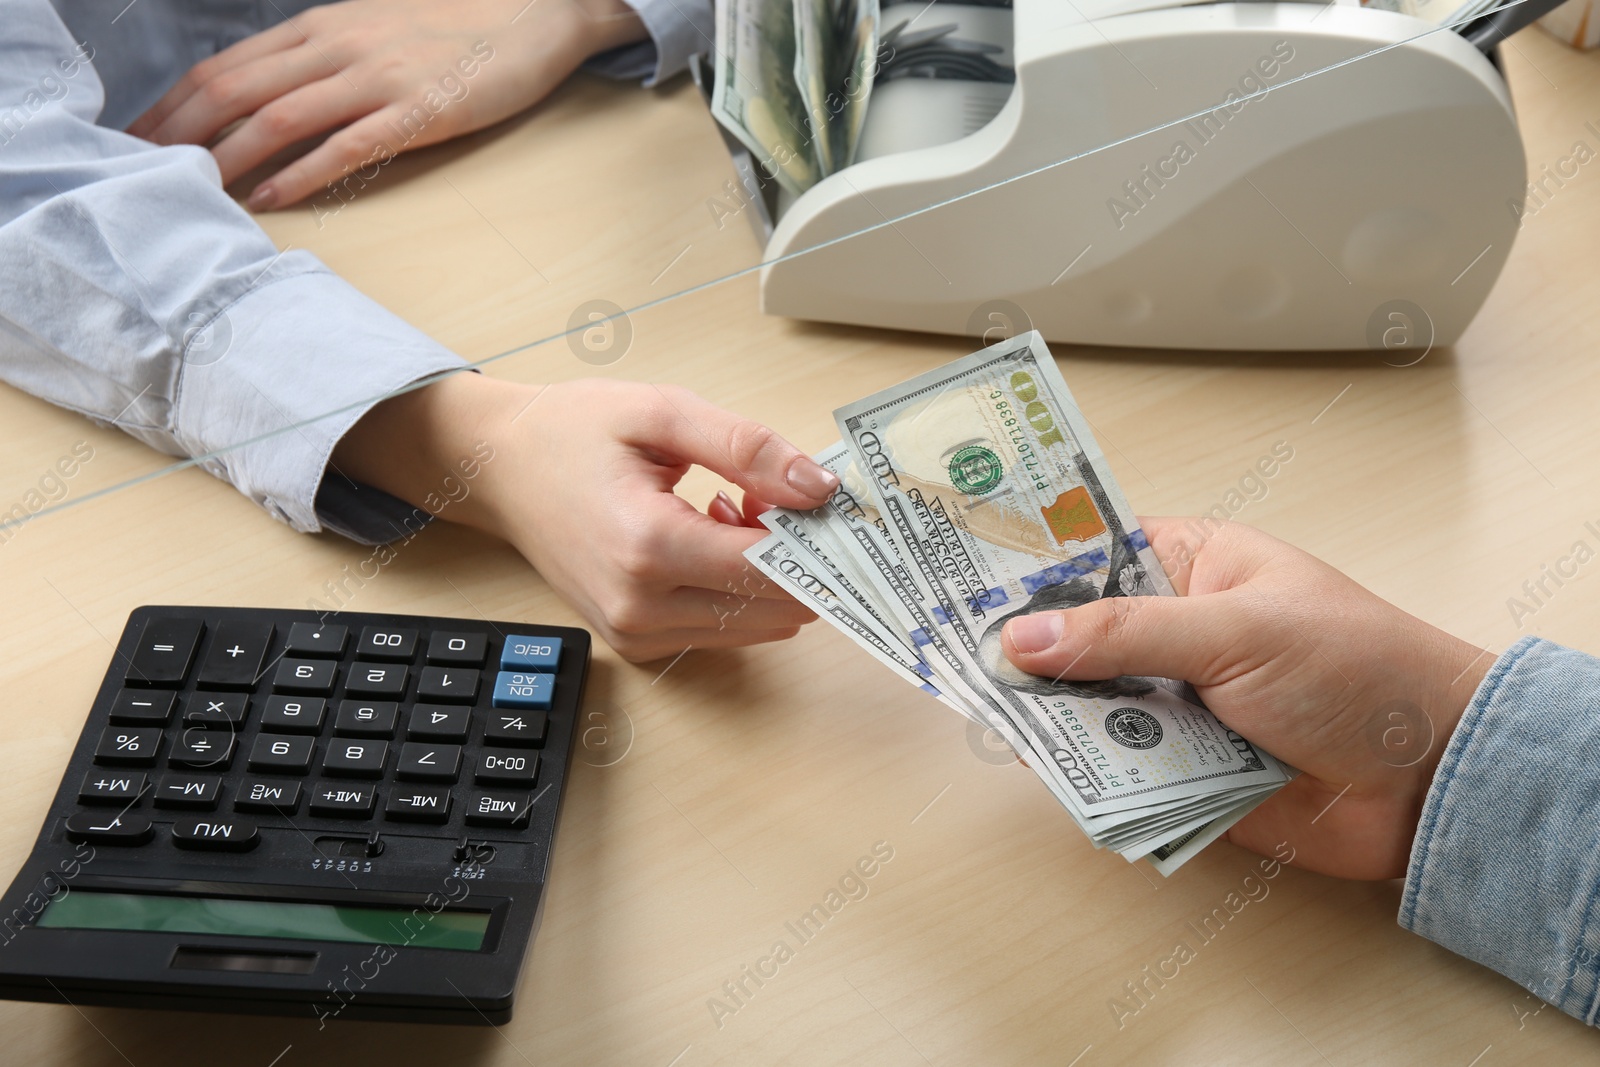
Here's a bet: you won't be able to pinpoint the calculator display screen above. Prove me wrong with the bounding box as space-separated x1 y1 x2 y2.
37 891 489 950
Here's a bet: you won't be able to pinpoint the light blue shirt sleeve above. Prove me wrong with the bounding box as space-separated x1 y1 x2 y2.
586 0 713 86
1 0 466 544
1402 635 1600 1026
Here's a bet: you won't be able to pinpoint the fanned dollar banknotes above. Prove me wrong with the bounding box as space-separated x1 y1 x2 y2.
746 334 1290 874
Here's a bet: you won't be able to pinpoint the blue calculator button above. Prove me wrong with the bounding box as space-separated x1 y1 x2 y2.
493 671 554 710
500 636 562 671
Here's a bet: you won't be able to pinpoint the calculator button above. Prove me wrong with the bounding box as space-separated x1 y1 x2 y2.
195 621 274 689
235 779 302 815
285 621 347 657
247 734 314 774
357 626 417 661
309 781 376 818
273 658 337 694
334 700 398 738
79 771 147 805
344 663 408 698
154 774 222 810
170 729 236 770
64 811 153 845
261 695 327 734
416 666 479 703
492 671 554 710
407 704 471 742
397 742 462 782
427 631 487 665
94 726 162 766
465 791 534 828
184 691 250 726
476 749 539 786
109 689 175 725
500 635 561 671
385 787 451 823
484 710 547 747
125 616 203 687
172 817 259 851
322 739 388 778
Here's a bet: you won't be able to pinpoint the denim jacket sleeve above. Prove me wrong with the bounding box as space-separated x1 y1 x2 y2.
1402 635 1600 1026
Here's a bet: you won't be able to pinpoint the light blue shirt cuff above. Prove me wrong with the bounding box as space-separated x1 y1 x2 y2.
584 0 712 86
169 258 467 541
1401 635 1600 1026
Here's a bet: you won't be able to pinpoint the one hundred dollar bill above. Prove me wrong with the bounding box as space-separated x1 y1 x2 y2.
832 333 1290 831
745 535 945 699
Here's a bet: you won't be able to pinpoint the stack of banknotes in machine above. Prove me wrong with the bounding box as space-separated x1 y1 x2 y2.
746 334 1291 874
710 0 1016 196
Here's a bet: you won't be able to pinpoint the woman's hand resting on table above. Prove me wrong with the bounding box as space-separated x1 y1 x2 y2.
129 0 648 210
1001 519 1492 879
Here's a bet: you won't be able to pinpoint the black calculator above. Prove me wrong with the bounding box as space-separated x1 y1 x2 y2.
0 606 589 1025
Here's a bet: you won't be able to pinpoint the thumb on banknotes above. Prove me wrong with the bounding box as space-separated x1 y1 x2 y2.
640 385 839 508
1001 593 1257 687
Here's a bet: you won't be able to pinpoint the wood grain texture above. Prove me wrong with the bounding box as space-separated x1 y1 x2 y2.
1 27 1597 1065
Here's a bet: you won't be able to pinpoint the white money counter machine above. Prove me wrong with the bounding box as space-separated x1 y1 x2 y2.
694 0 1560 351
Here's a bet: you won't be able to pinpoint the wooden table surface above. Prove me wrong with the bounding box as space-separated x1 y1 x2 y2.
2 23 1598 1067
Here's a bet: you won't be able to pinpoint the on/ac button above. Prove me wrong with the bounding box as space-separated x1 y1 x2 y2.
492 672 553 710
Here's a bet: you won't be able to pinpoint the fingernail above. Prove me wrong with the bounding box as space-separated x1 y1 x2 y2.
709 491 744 526
247 184 278 211
1006 613 1063 654
785 457 839 499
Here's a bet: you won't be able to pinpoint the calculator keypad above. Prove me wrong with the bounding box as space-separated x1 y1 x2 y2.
73 610 574 850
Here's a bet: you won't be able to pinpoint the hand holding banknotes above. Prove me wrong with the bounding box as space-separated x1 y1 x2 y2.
747 334 1297 872
1002 519 1492 880
333 375 835 662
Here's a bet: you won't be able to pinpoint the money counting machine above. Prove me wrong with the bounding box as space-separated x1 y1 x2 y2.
695 0 1561 351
